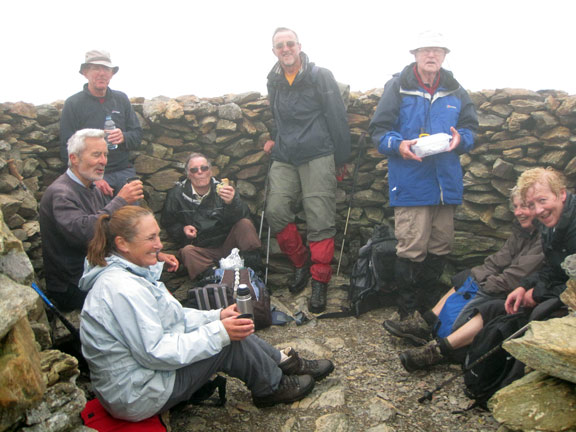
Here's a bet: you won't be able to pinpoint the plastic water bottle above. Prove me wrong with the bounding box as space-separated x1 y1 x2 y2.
236 284 254 320
104 115 117 150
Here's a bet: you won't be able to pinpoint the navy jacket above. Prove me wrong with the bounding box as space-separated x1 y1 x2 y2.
60 84 142 173
369 64 478 207
267 52 351 166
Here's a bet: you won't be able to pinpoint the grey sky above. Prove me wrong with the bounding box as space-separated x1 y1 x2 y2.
2 0 573 104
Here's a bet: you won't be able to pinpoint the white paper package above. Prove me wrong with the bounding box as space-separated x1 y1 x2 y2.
412 133 451 158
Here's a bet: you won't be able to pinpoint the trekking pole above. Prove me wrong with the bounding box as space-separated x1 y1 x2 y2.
417 321 532 403
259 159 272 238
336 133 366 277
259 159 273 284
30 282 80 340
265 226 271 284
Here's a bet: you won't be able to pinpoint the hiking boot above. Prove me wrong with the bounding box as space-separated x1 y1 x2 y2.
279 347 334 381
399 340 445 372
309 280 327 313
382 311 432 346
290 265 310 294
252 374 315 408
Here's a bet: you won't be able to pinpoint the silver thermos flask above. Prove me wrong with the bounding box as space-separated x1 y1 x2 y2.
236 284 254 320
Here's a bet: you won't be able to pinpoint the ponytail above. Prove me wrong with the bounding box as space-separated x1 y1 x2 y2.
87 214 113 267
86 206 154 267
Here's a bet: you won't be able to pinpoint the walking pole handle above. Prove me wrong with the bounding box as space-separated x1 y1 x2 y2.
30 282 81 340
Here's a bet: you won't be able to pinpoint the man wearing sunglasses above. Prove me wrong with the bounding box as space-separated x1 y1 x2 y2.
161 153 262 281
60 50 142 198
369 30 478 321
264 27 351 313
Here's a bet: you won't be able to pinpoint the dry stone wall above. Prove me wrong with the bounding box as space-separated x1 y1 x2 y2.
1 88 576 288
0 210 88 432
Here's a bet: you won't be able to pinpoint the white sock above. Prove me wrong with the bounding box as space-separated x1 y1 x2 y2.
279 347 291 364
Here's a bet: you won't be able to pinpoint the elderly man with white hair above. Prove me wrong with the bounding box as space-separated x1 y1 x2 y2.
369 31 479 320
39 129 155 311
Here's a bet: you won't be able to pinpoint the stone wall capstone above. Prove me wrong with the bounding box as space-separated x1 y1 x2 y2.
1 88 576 288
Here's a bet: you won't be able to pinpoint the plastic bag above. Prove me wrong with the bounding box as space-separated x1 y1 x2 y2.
412 133 451 158
219 247 244 269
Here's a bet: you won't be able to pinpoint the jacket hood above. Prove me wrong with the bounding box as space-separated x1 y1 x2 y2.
267 52 313 84
78 254 164 292
398 63 460 93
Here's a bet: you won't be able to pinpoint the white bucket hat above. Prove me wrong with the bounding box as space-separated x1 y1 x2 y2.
409 30 450 54
79 50 119 74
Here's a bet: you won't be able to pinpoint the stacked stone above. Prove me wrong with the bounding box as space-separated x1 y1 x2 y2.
0 211 88 432
1 88 576 287
488 254 576 431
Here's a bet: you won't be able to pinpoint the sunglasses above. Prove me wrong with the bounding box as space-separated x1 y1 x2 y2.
189 165 210 174
274 40 297 50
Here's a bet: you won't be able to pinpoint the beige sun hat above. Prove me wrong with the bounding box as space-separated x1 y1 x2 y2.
79 50 119 74
409 30 451 54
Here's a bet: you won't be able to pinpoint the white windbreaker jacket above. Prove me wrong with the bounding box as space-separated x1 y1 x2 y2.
79 255 229 421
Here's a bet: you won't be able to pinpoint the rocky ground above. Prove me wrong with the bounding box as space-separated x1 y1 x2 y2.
164 275 501 432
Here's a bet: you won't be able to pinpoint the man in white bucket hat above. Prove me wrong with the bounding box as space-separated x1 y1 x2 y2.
369 30 478 322
60 50 142 197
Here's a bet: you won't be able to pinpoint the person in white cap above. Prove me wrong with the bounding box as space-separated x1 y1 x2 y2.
368 30 478 321
60 50 142 197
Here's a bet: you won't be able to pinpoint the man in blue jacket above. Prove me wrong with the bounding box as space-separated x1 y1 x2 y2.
369 31 478 320
60 50 142 198
264 27 351 313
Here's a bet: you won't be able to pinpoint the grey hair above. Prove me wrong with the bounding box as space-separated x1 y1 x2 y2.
509 185 520 201
509 185 522 211
272 27 299 44
67 129 105 167
184 152 211 175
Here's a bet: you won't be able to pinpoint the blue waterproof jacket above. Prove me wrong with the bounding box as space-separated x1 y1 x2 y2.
369 64 478 207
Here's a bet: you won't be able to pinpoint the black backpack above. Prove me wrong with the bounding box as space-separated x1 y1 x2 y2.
319 224 397 318
463 312 530 407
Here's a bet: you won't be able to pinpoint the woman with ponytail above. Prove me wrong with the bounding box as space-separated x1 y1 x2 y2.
79 206 332 422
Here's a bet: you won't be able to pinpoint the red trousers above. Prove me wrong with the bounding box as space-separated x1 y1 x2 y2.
276 223 334 283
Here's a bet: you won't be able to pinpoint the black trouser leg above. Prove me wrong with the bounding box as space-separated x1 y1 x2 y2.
395 257 418 318
417 253 446 285
414 253 447 312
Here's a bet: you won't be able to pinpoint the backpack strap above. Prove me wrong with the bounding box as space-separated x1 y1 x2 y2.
316 309 354 319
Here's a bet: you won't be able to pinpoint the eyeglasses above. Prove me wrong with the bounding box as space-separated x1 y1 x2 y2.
189 165 210 174
274 40 297 50
416 47 446 55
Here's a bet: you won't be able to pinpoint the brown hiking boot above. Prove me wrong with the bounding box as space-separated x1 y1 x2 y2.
252 374 315 408
382 311 432 346
279 347 334 381
399 340 445 372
